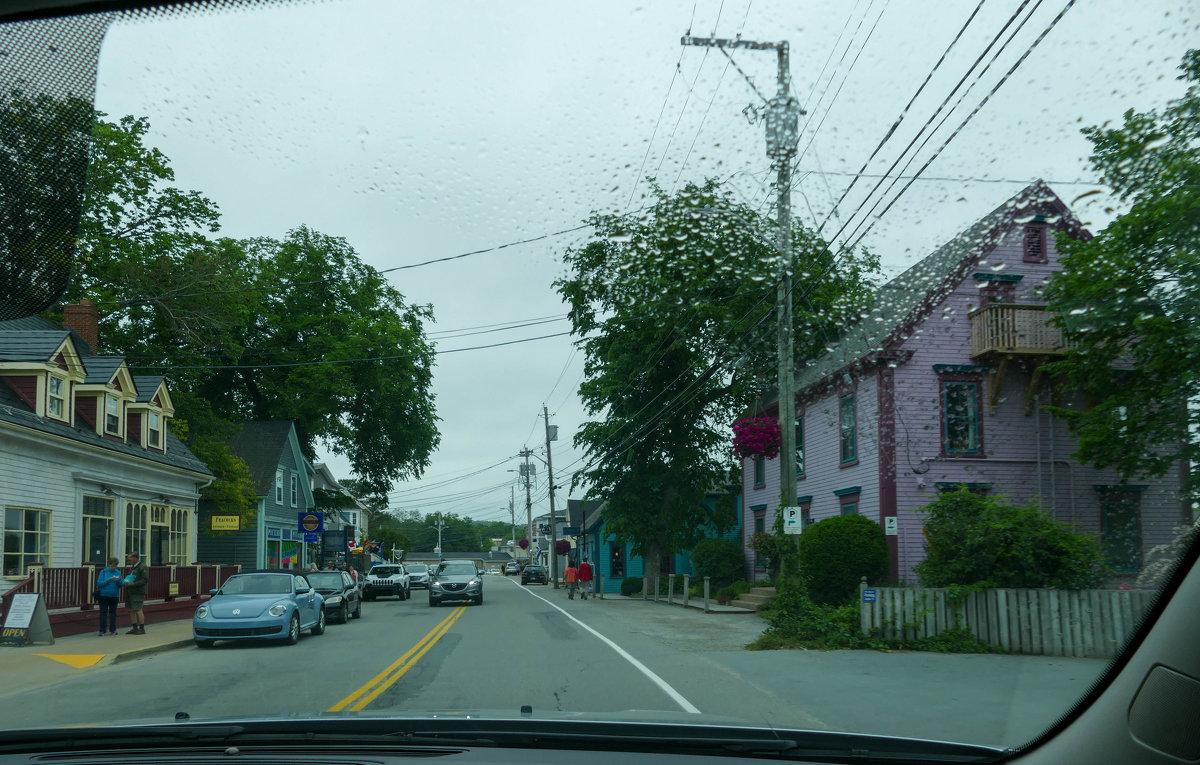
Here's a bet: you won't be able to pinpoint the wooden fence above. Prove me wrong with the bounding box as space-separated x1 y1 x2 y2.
858 581 1157 658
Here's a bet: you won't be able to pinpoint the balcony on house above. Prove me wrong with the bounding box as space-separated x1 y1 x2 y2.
970 303 1077 361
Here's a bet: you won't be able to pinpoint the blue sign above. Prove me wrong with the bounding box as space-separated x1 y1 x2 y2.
861 588 877 603
298 512 324 534
304 532 319 542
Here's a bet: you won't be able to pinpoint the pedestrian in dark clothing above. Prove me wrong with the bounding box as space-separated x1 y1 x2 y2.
96 557 122 636
123 552 150 634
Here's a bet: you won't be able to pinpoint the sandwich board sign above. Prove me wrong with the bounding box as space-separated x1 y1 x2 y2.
1 593 54 646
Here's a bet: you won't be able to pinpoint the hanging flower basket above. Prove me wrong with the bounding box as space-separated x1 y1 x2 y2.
732 416 782 460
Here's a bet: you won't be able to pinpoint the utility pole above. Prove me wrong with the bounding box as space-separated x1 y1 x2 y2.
520 448 534 560
509 487 516 555
543 405 560 588
434 512 445 558
681 34 801 510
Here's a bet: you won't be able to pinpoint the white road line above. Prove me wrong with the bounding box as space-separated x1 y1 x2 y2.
509 579 701 715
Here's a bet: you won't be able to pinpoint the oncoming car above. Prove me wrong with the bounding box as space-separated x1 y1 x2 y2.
193 571 326 647
405 563 431 589
428 559 483 606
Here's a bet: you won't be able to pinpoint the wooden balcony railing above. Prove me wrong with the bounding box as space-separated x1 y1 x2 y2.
970 303 1077 360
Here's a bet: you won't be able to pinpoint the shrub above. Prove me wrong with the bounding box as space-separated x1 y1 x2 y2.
620 576 643 596
690 537 746 588
751 580 874 649
915 488 1106 589
715 579 752 602
796 514 888 605
749 531 790 582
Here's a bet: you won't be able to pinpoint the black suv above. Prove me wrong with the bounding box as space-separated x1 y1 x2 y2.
521 565 548 585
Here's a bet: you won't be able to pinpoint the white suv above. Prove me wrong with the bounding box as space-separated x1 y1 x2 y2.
364 564 410 600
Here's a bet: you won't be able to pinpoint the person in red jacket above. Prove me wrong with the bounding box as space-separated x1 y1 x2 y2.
577 557 594 600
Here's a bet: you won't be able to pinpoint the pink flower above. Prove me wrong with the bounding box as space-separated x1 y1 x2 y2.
732 416 782 460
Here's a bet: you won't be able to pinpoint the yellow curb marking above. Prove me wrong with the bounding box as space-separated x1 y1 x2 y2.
35 654 106 668
327 605 467 712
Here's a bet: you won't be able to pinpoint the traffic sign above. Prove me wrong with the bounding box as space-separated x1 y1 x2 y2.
782 506 803 535
885 517 898 536
862 588 877 603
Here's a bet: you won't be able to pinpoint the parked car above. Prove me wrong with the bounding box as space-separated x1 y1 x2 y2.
406 563 431 589
486 567 501 575
428 559 483 606
364 564 410 600
505 563 523 576
193 571 325 647
305 569 362 623
521 565 548 586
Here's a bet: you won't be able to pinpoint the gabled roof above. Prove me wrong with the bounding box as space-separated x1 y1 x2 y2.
132 376 167 404
81 356 126 385
0 382 211 477
791 180 1085 394
227 421 297 496
566 498 602 528
0 317 95 356
0 330 73 362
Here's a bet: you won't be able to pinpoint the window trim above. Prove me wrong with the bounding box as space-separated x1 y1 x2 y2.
104 394 121 436
81 495 114 566
751 505 768 570
3 505 52 577
147 411 162 448
795 413 805 479
1023 221 1049 263
937 370 985 458
835 487 861 516
839 393 858 467
752 456 766 489
47 374 67 421
290 473 299 507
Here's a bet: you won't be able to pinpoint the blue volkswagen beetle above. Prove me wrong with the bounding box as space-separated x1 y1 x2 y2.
193 571 326 648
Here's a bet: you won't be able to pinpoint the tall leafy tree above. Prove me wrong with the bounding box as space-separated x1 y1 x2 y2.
556 181 879 591
1045 50 1200 500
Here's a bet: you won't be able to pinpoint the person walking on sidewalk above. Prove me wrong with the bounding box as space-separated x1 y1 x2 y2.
123 551 150 634
577 558 594 600
564 561 579 599
96 557 122 636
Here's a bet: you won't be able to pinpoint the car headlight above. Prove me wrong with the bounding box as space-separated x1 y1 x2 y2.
326 595 342 605
468 579 479 586
196 605 209 619
268 603 288 617
431 581 442 590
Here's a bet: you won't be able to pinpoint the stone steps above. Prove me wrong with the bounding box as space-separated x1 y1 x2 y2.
732 586 776 610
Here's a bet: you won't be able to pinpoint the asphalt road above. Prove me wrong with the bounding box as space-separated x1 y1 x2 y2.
0 576 1110 747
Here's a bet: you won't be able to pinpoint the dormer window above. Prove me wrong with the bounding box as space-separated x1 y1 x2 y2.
47 375 66 419
148 411 162 447
104 395 121 435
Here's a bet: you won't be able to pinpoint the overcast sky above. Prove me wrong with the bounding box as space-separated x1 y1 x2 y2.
90 0 1197 528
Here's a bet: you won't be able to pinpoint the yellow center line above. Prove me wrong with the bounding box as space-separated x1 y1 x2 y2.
327 605 467 712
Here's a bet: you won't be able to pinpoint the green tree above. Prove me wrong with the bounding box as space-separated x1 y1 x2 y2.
556 181 878 594
0 91 93 318
1044 50 1200 499
170 407 258 529
914 489 1106 590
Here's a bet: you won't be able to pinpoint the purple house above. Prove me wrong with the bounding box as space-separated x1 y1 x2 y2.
741 181 1189 583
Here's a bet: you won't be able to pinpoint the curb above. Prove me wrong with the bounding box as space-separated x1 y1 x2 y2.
109 638 194 665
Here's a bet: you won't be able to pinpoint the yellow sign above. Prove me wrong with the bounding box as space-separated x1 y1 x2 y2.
210 515 241 531
168 582 179 596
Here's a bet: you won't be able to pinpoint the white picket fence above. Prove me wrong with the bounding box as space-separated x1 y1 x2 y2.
858 581 1157 658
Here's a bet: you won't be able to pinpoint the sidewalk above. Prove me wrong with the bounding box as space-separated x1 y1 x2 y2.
542 581 758 614
0 618 194 699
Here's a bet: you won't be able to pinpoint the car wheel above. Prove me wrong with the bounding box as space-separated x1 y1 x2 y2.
396 585 405 600
285 613 300 645
311 607 326 636
337 603 349 624
475 594 483 605
353 599 362 619
194 639 214 649
428 596 438 607
365 593 375 601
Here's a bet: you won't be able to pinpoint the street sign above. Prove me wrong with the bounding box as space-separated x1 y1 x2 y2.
782 506 803 535
885 517 898 536
562 526 580 536
303 532 319 542
861 588 877 603
210 514 241 532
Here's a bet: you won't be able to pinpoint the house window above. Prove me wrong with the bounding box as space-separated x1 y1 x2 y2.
1100 496 1142 574
3 506 51 576
276 470 284 504
942 381 982 454
795 415 805 478
1023 223 1048 263
169 507 190 566
290 474 298 507
104 395 120 435
835 487 861 516
148 412 162 448
752 456 765 488
839 394 857 465
609 543 625 578
125 501 149 559
81 496 114 565
47 375 66 419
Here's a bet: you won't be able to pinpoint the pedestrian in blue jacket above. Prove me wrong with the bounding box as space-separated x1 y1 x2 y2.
96 557 123 636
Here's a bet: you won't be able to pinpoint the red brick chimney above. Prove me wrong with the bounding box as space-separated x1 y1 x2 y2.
63 300 99 353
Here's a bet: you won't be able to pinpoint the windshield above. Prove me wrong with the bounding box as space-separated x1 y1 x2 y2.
0 0 1196 757
219 575 293 596
305 573 344 590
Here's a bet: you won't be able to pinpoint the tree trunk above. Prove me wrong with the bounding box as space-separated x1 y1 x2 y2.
642 540 661 599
